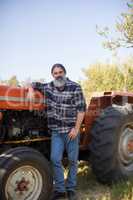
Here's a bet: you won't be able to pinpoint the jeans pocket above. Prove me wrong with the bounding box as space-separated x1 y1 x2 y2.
51 131 59 137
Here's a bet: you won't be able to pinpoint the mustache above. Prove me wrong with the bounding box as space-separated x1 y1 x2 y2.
53 76 67 87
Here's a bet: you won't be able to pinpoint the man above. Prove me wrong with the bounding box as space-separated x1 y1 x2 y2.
30 64 86 200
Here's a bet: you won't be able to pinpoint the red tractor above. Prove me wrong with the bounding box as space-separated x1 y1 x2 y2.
0 84 133 200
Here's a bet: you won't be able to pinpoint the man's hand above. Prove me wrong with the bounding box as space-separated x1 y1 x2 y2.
26 86 35 101
68 128 78 140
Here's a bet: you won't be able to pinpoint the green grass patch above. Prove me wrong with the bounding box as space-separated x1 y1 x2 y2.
110 178 133 200
69 161 133 200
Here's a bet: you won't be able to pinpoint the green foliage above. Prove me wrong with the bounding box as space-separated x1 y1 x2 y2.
110 178 133 200
8 75 19 86
122 56 133 91
0 75 19 86
97 0 133 50
76 162 133 200
81 57 133 99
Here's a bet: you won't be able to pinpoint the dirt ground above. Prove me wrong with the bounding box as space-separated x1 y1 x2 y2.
76 162 110 200
60 161 111 200
53 161 133 200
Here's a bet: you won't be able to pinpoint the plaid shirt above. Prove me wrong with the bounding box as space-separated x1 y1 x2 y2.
32 78 86 134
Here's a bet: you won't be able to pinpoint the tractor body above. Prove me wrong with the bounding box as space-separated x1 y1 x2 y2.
0 84 133 199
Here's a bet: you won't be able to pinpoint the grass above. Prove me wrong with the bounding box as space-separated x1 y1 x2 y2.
110 179 133 200
64 161 133 200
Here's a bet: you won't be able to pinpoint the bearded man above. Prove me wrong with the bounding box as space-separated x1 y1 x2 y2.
31 64 86 200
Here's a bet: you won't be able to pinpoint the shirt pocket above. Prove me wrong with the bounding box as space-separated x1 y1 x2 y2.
61 94 74 105
65 108 77 118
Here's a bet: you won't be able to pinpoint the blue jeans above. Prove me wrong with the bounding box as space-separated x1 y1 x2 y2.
50 132 79 192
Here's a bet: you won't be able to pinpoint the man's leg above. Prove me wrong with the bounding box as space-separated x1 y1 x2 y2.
50 132 65 192
65 133 79 192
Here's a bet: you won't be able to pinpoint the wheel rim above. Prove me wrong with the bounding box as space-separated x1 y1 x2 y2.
119 125 133 171
5 165 43 200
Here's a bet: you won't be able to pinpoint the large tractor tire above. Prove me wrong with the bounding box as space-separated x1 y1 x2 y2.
89 104 133 184
0 146 53 200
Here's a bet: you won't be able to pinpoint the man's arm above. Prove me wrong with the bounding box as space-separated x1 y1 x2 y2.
27 82 45 100
31 82 45 94
68 85 86 140
26 86 35 100
68 112 85 140
75 112 85 132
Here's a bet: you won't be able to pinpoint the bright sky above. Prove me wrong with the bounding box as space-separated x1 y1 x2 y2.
0 0 132 83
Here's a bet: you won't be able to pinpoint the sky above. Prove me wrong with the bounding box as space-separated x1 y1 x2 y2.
0 0 132 83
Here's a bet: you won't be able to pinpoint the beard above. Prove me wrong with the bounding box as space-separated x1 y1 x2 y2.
53 76 67 88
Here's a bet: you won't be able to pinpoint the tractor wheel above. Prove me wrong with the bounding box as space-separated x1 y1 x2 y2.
0 146 53 200
89 104 133 184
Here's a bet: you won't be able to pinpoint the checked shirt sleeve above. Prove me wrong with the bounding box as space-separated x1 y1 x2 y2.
31 82 45 95
74 85 86 112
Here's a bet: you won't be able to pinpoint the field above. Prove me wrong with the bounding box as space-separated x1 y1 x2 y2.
64 161 133 200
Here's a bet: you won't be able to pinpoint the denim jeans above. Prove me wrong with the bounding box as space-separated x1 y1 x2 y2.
50 131 79 192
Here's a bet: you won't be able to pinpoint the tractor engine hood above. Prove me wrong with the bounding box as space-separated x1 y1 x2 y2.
0 85 46 111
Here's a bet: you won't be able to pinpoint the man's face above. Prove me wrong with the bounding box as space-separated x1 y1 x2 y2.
52 67 65 79
52 67 66 88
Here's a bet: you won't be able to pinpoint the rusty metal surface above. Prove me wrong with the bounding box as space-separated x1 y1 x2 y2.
80 91 133 150
0 85 46 110
0 85 133 150
0 136 50 145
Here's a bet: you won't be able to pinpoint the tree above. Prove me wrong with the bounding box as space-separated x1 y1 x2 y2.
121 56 133 91
8 75 19 86
97 0 133 51
81 57 133 99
